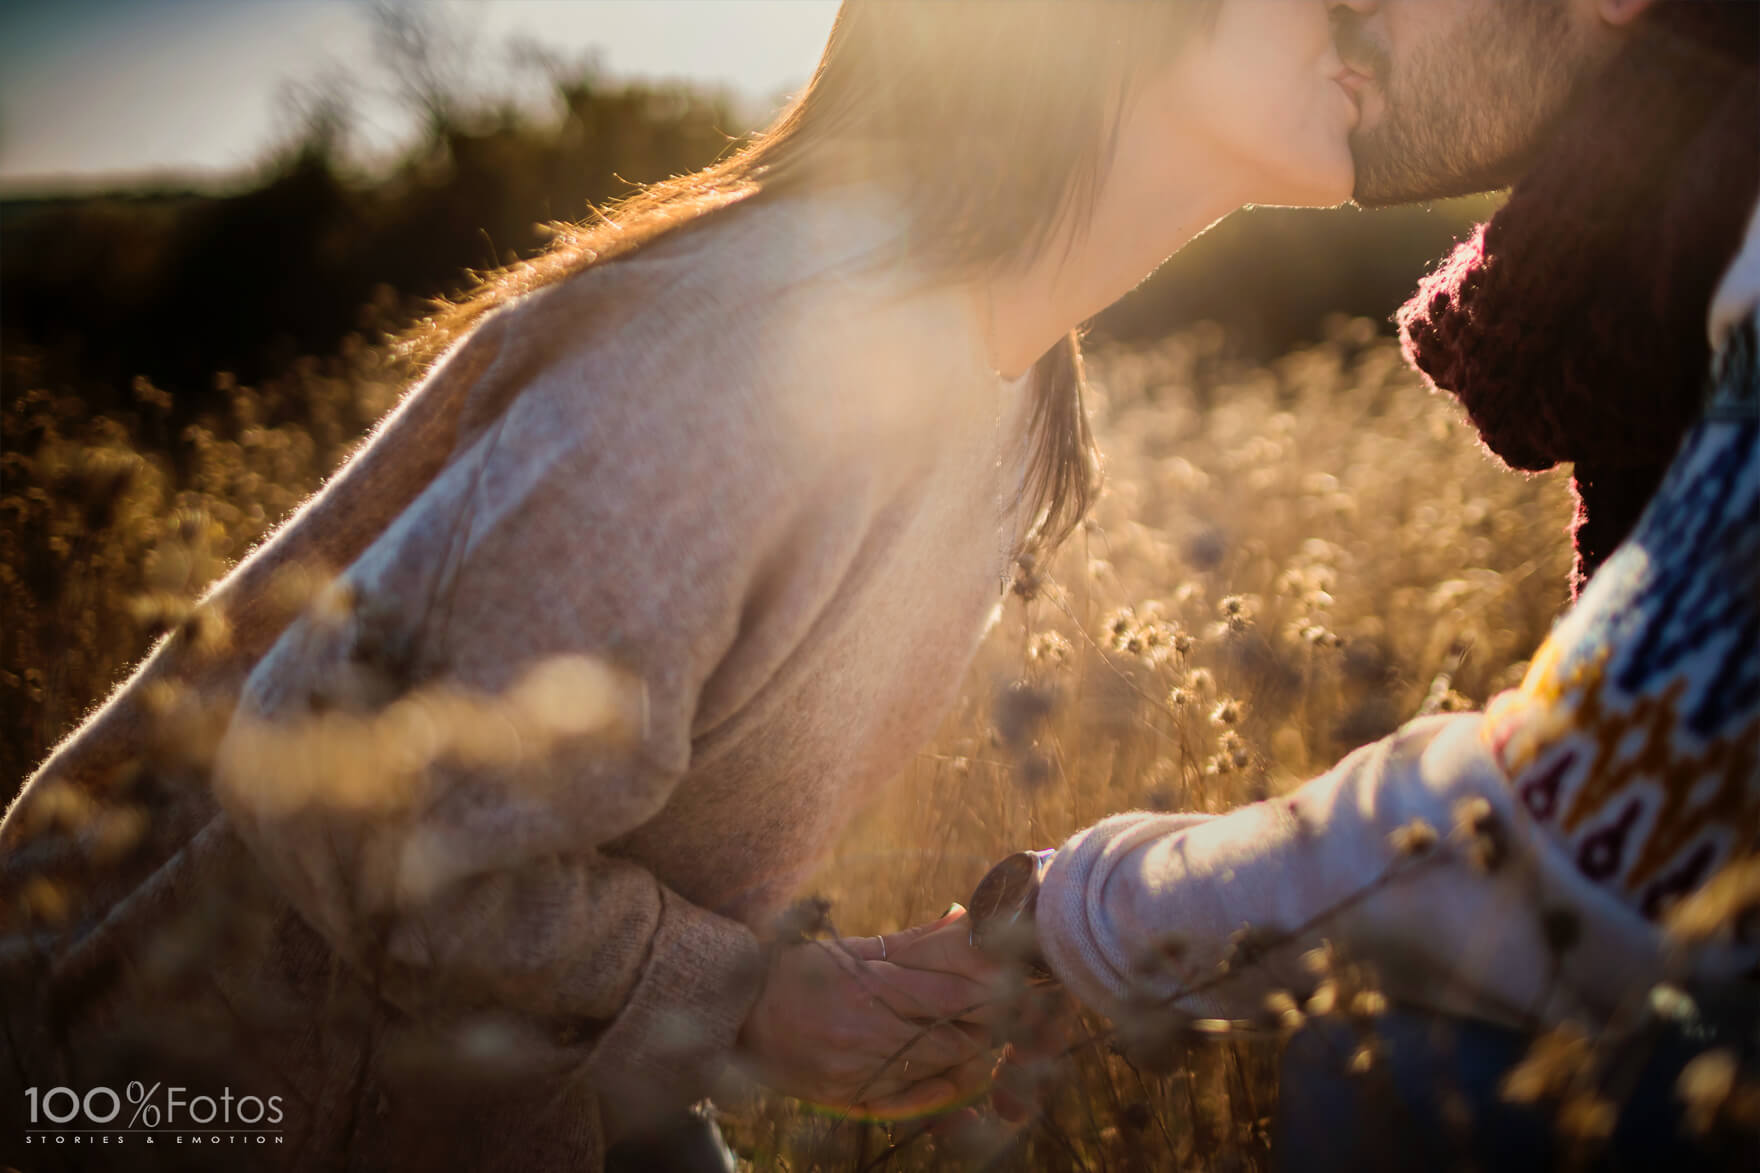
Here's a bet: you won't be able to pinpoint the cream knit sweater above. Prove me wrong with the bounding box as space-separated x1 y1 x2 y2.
0 184 1035 1170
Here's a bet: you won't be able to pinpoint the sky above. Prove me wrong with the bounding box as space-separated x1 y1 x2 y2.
0 0 841 194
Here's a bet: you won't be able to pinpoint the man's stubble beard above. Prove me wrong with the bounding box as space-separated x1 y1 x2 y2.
1348 2 1588 207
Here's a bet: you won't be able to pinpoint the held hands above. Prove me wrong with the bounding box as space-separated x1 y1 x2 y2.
738 849 1076 1124
736 905 1005 1118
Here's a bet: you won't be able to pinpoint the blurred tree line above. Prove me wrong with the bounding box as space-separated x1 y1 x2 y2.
1 12 745 426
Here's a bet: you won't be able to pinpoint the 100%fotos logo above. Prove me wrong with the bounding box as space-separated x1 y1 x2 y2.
22 1082 285 1148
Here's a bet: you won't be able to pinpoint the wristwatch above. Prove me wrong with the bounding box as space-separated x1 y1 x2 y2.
967 848 1056 979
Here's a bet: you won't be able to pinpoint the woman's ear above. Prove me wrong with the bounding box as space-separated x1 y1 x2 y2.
1595 0 1658 27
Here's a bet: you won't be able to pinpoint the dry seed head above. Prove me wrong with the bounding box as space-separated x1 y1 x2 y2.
133 374 175 410
1435 689 1473 712
1300 941 1337 978
1665 856 1760 947
1388 818 1439 857
1648 983 1699 1024
1115 1000 1194 1073
268 561 333 616
129 592 195 639
1133 931 1189 978
1027 630 1072 669
1102 607 1136 649
178 604 233 658
1500 1022 1592 1105
1140 622 1187 668
771 895 834 944
216 654 639 817
23 782 95 834
994 679 1057 750
1678 1049 1737 1135
1210 698 1243 727
1265 990 1306 1032
21 876 69 926
87 806 150 866
171 506 211 547
1221 922 1278 971
1452 795 1508 873
1154 931 1188 962
509 654 642 745
1557 1094 1616 1141
312 576 358 628
70 447 138 531
140 679 187 718
1016 750 1053 792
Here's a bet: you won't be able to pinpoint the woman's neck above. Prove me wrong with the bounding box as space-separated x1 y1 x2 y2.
970 133 1257 380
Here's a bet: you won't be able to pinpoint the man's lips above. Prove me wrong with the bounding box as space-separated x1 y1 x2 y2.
1331 66 1373 121
1332 66 1372 103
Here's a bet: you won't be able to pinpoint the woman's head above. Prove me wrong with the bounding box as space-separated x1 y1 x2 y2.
769 0 1357 271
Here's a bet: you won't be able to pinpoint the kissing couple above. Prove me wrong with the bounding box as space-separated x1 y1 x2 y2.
3 2 1755 1170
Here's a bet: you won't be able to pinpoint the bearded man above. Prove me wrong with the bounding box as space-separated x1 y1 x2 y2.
1006 3 1758 1168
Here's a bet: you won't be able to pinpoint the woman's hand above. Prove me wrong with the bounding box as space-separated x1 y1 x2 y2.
736 906 1004 1118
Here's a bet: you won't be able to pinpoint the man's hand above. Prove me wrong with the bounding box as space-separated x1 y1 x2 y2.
736 906 1004 1119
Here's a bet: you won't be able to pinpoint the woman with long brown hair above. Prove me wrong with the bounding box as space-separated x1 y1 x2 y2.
1 2 1367 1168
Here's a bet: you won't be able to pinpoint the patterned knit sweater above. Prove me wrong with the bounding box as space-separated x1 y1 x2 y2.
0 184 1036 1171
1039 199 1760 1030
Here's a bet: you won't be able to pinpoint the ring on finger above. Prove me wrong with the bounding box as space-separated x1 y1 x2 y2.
875 934 887 962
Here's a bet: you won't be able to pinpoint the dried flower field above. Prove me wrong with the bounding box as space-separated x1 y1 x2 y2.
1 315 1579 1169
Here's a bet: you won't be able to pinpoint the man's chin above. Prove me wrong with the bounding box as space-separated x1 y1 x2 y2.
1347 141 1528 208
1348 179 1496 209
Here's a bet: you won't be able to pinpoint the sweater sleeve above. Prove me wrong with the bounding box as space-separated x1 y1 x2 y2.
210 292 813 1137
1037 714 1679 1030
